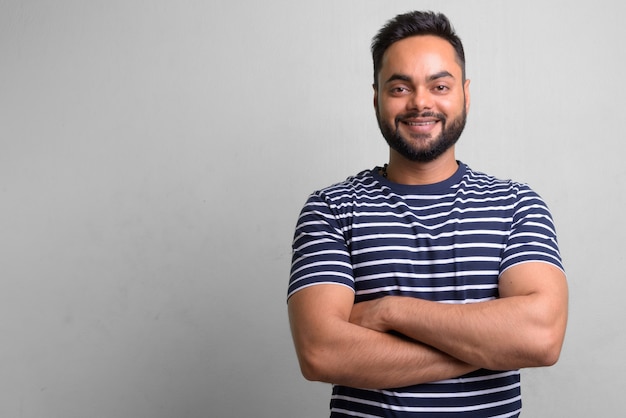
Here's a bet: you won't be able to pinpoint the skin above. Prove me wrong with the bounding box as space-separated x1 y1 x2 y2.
374 35 470 185
288 34 568 388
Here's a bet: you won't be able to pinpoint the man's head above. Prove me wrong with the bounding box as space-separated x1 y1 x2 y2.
372 11 469 163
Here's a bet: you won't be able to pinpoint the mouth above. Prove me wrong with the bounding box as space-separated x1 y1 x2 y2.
404 120 438 126
400 118 440 134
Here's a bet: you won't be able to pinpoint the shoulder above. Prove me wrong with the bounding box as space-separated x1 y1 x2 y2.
462 165 519 189
461 164 542 200
307 168 383 206
295 168 383 228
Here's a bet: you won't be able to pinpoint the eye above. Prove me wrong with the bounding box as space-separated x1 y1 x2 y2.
389 86 410 96
433 85 450 93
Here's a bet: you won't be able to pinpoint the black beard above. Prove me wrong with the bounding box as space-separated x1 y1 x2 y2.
377 108 467 162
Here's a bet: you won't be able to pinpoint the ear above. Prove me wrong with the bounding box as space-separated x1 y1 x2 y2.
373 84 379 112
463 79 471 114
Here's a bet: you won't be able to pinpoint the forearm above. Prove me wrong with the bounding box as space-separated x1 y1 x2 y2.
292 317 477 388
384 296 553 370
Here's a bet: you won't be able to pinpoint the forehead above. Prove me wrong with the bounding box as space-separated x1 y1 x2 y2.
380 35 462 81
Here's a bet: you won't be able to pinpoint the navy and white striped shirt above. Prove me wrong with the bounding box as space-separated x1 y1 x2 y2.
289 162 563 417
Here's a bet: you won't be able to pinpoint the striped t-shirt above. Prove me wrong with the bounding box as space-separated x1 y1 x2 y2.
288 162 563 417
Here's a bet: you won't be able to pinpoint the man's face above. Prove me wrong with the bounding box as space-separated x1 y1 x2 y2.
374 35 470 162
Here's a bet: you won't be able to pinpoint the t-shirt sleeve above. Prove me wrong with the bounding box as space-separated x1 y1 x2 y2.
500 185 564 274
287 192 355 301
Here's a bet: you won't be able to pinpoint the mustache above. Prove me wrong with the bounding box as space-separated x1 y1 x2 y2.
395 111 447 125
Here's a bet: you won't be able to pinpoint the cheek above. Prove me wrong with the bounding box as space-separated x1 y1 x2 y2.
378 99 403 120
438 97 464 116
446 94 465 113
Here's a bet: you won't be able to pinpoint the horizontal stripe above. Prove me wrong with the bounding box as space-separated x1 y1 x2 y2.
332 394 521 413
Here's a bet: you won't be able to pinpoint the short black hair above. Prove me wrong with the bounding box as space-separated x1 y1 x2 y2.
371 11 465 87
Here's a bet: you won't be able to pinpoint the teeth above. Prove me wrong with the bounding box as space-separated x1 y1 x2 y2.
406 121 435 126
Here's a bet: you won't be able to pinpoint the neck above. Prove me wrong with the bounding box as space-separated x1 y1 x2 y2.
383 148 459 185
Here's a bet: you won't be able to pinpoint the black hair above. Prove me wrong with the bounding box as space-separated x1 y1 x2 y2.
371 11 465 87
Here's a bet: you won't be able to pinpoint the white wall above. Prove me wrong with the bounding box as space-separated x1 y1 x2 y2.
1 1 623 417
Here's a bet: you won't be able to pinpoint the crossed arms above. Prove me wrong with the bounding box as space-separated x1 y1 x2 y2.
288 262 568 389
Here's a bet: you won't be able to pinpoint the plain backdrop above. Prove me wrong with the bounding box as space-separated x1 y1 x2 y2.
1 1 624 417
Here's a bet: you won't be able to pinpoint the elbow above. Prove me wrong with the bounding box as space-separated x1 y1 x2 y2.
296 347 335 383
297 350 321 381
519 310 567 368
300 361 324 382
530 327 565 367
540 350 561 367
537 334 564 367
486 328 565 370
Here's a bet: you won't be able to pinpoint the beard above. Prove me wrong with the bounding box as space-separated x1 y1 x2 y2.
377 107 467 163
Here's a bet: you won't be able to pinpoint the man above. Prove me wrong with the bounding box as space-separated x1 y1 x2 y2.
288 10 568 417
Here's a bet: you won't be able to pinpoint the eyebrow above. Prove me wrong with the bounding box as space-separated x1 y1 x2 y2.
384 71 455 85
428 71 455 81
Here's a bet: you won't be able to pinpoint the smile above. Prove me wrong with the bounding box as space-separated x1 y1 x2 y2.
399 118 441 135
404 121 437 126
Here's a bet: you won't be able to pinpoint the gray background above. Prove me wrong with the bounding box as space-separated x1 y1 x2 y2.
1 0 623 417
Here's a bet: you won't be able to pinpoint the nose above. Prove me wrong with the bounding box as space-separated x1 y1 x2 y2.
407 87 433 111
